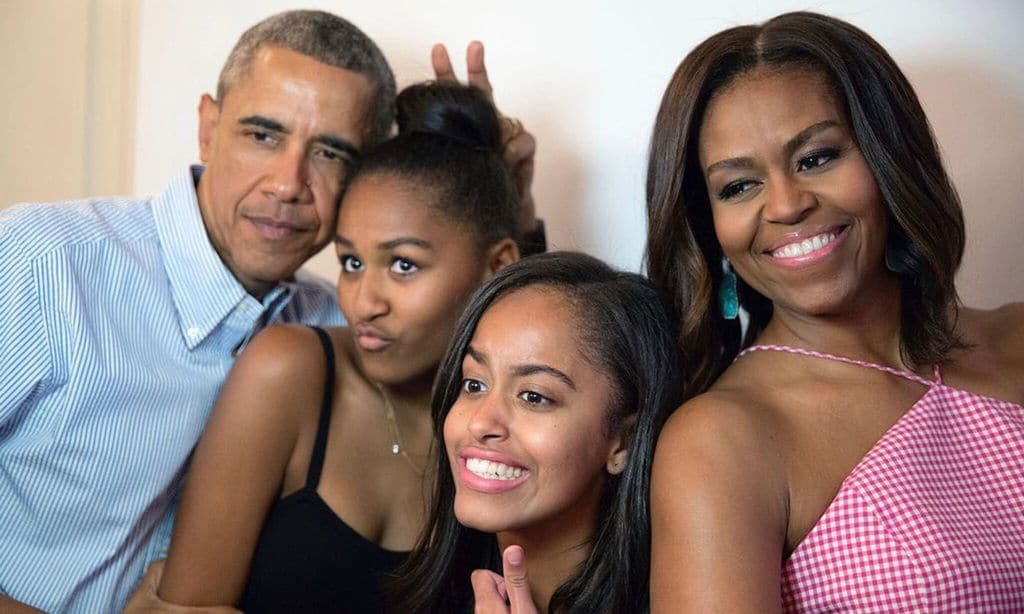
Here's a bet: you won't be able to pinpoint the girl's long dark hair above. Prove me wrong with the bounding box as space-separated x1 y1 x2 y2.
645 11 965 397
390 252 683 613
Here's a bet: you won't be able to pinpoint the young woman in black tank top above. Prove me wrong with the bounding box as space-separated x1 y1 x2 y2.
128 75 527 611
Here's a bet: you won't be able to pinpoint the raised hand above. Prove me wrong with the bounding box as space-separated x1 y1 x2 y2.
431 42 538 236
470 545 539 614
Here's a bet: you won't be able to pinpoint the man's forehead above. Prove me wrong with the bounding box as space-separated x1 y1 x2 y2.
221 46 377 143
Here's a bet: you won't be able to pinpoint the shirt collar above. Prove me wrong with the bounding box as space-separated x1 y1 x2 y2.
152 165 286 349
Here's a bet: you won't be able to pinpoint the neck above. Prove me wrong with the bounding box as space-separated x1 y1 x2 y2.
377 371 436 458
494 484 602 613
761 270 908 368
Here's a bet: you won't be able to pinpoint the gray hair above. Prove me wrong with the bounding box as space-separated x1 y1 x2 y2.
217 10 396 144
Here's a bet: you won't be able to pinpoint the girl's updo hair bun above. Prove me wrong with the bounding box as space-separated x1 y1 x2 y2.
396 81 502 152
356 81 519 246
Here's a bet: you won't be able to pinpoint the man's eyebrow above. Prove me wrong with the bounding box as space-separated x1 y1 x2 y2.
238 116 359 159
315 135 360 159
239 115 286 132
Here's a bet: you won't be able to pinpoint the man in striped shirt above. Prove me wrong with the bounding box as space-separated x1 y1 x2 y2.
0 11 395 612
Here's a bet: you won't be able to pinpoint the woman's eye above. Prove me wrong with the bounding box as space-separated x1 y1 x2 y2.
461 378 486 394
518 390 550 406
390 258 419 275
717 179 758 201
339 255 363 273
796 149 839 172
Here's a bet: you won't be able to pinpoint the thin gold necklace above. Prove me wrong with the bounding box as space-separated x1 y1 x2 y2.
376 383 430 475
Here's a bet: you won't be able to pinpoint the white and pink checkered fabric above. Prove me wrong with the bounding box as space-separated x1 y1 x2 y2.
739 345 1024 613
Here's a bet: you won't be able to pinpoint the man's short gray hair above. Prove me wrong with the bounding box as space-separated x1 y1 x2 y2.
217 10 396 144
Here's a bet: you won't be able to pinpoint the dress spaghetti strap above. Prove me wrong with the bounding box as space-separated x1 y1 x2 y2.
738 344 938 388
305 326 337 490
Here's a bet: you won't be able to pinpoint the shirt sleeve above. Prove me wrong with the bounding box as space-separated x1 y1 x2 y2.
0 218 53 428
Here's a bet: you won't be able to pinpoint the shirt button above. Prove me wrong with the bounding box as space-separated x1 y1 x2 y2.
187 327 201 339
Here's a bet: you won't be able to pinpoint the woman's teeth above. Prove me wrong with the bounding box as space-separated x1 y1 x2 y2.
772 230 838 258
466 457 524 481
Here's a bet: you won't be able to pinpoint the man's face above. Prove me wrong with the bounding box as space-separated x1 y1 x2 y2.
196 45 377 297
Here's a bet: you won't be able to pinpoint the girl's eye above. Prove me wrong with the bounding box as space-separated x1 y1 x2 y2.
339 255 363 273
796 149 839 172
518 390 550 406
390 258 419 275
717 179 758 201
461 378 486 394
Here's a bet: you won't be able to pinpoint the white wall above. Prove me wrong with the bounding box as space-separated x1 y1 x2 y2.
0 0 136 205
133 0 1023 308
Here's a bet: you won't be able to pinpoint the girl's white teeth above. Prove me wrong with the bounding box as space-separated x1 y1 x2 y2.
466 457 524 481
774 231 836 258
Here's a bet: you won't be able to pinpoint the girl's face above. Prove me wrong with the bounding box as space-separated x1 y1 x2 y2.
335 174 511 385
444 287 629 536
699 67 893 317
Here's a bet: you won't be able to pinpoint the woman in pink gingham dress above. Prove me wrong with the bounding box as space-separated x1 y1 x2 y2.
644 11 1024 613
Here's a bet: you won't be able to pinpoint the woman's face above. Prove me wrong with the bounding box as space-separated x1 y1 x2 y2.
698 67 893 317
444 287 628 536
335 174 498 385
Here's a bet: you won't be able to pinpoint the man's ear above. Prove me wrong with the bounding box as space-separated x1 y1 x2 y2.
484 237 520 277
606 413 637 475
197 94 221 163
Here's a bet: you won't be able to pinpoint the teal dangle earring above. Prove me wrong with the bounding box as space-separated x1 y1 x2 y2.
719 259 739 320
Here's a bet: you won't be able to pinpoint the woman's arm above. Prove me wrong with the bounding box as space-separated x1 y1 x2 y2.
649 394 788 613
156 325 328 606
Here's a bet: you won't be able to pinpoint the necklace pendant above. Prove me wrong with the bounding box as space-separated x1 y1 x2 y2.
391 443 401 455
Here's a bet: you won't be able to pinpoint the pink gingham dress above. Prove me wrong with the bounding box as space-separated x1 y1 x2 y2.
738 345 1024 613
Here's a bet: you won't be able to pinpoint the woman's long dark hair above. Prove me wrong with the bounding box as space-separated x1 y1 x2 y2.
390 252 683 613
645 11 965 396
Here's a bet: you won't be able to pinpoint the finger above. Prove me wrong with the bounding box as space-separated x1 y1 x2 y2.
465 40 494 100
471 569 511 613
431 43 456 82
502 545 538 614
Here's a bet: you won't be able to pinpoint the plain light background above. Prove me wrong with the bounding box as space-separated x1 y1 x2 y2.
4 1 1021 308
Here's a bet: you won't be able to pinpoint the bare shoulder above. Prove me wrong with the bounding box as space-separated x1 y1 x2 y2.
940 303 1024 404
959 302 1024 357
650 383 787 610
237 324 330 379
657 386 784 479
213 324 339 433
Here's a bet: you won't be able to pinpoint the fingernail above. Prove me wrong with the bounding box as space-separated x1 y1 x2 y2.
507 546 523 565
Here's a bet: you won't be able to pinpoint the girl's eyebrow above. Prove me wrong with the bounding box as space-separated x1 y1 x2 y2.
467 346 576 390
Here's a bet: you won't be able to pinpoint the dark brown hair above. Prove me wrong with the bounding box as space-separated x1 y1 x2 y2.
389 252 682 613
645 11 964 395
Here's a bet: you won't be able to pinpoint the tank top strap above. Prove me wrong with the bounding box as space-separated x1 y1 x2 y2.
306 326 337 490
738 344 937 388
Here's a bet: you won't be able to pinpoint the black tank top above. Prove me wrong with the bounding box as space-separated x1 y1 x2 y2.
240 327 408 612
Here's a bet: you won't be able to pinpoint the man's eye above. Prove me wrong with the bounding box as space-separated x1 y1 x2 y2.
339 255 362 273
461 378 485 394
248 131 278 146
390 258 419 275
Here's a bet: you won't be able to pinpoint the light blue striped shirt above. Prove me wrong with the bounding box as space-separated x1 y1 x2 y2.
0 167 344 612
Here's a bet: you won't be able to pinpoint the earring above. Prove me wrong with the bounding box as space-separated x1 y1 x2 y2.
719 259 739 320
